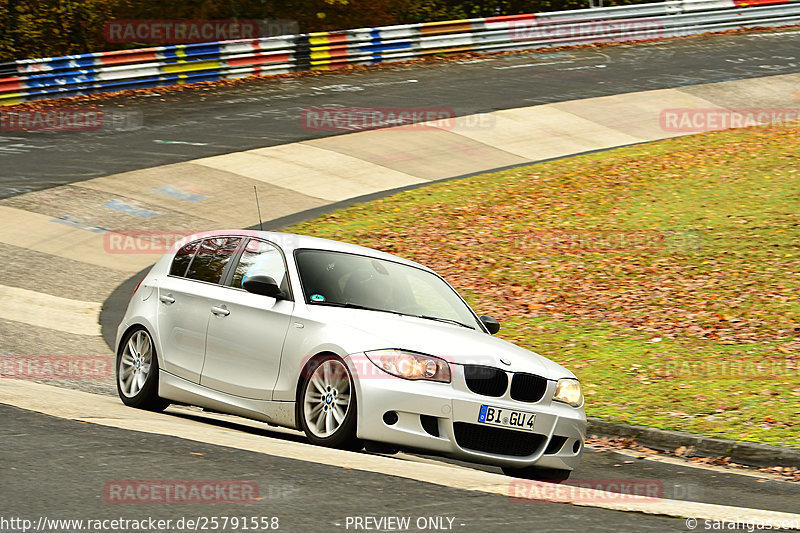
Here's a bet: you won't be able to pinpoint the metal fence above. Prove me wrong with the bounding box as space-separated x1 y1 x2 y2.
1 0 799 106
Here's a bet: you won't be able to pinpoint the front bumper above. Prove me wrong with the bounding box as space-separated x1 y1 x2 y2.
349 355 586 470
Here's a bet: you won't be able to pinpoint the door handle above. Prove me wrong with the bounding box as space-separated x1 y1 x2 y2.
159 294 175 305
211 305 230 317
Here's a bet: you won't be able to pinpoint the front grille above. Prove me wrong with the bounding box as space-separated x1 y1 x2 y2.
510 373 548 403
453 422 546 457
463 365 508 397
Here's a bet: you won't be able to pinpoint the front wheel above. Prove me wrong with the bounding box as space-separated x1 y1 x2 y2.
502 466 571 482
298 355 361 450
116 328 169 411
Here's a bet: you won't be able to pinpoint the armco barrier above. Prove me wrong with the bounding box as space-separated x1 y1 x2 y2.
1 0 799 106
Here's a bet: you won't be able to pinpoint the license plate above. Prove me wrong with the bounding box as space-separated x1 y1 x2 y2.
478 405 536 432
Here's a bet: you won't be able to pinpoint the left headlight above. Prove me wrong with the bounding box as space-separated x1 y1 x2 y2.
553 378 583 407
365 349 451 383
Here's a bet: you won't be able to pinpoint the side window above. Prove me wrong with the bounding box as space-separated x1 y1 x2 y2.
295 250 344 303
169 239 200 277
186 236 241 284
230 239 287 292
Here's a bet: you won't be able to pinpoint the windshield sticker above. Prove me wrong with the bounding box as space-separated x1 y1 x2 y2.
311 294 326 302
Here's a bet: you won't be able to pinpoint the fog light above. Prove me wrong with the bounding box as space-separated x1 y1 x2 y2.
573 440 582 454
383 411 399 425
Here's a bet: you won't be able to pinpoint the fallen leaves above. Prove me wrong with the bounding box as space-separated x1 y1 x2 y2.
294 123 800 346
290 109 800 447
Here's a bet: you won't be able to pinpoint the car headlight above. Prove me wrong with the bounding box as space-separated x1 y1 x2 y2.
365 349 451 383
553 378 583 407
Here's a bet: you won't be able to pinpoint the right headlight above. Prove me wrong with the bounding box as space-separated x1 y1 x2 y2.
553 378 583 407
365 349 451 383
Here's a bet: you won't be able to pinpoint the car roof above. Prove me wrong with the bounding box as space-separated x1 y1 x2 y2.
178 229 432 272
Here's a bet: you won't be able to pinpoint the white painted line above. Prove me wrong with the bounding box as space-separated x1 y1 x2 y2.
558 64 608 71
0 285 102 337
494 60 576 70
1 380 799 529
747 31 800 37
153 140 208 146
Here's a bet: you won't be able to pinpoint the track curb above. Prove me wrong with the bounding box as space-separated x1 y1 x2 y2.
587 418 800 468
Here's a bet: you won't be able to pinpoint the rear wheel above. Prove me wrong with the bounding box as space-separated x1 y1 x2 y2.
501 466 571 482
298 355 361 450
116 328 169 411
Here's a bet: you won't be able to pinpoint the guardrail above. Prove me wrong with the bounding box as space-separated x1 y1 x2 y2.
1 0 799 106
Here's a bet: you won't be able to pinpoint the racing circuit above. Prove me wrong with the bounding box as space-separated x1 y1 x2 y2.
1 28 800 532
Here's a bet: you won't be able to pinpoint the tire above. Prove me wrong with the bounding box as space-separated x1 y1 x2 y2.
116 327 169 411
502 466 571 482
298 355 362 450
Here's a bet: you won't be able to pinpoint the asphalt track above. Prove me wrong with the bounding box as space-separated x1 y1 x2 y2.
2 29 800 197
1 405 693 533
2 28 800 533
2 389 799 532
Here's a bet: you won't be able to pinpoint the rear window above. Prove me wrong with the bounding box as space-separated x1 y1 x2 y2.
185 237 242 284
169 239 200 277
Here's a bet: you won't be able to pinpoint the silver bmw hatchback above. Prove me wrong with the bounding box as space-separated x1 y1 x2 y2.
116 230 586 480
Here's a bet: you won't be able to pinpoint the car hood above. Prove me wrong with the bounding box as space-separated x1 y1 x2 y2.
305 307 575 380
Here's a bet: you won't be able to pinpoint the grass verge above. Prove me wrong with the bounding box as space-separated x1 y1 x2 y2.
289 123 800 447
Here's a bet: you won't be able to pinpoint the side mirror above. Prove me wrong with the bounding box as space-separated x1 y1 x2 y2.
480 315 500 335
243 274 285 299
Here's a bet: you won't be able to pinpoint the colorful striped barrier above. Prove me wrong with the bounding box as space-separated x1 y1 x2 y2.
1 0 799 105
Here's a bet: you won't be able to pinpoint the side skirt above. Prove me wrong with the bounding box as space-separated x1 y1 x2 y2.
159 370 297 429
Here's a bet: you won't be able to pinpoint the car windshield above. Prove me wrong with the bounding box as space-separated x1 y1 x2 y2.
295 249 482 330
